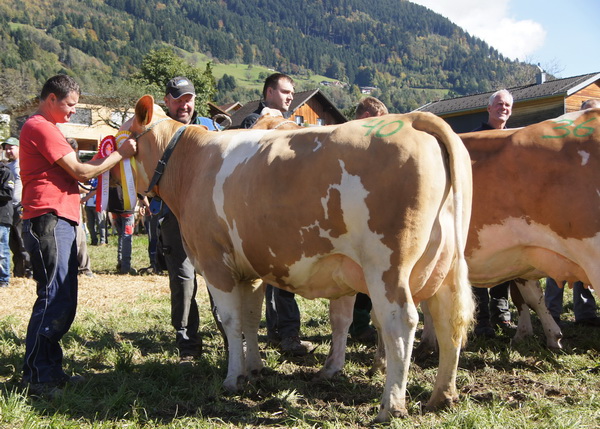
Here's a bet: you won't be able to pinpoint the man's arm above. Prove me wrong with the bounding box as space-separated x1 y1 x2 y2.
0 169 13 203
56 138 137 182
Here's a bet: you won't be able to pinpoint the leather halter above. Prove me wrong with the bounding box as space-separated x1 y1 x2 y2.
135 119 188 194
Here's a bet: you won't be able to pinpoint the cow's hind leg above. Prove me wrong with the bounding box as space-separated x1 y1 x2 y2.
512 279 562 349
368 309 386 376
240 280 265 378
369 284 419 422
424 285 462 411
206 282 247 392
316 295 355 379
414 301 438 359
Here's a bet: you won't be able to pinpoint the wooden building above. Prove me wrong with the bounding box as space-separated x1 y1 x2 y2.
416 70 600 132
228 89 347 129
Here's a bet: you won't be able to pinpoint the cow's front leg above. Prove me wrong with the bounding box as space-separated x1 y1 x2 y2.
316 295 355 379
207 282 246 392
370 286 419 422
512 279 562 349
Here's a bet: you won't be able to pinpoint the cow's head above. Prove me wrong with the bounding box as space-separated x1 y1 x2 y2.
117 94 174 196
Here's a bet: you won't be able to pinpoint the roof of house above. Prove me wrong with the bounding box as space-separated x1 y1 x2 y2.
229 88 347 128
416 72 600 116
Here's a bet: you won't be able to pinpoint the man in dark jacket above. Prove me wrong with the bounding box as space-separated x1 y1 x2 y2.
0 161 14 287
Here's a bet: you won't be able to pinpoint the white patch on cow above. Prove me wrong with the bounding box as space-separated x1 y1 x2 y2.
313 137 323 152
285 160 393 287
213 131 266 224
469 216 600 287
268 247 277 258
578 150 590 166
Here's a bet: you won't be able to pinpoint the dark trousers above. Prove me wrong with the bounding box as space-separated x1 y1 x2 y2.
9 204 31 277
473 281 511 326
160 212 201 357
349 292 372 336
266 285 301 339
22 213 78 384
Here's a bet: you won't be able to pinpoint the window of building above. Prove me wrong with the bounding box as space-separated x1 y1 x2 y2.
69 108 92 125
295 115 304 125
110 110 133 127
316 118 326 126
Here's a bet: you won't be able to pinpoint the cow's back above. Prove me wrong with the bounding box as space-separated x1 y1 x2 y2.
177 113 465 300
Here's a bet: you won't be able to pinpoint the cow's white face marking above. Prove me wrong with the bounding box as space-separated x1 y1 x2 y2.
285 160 393 286
578 150 590 166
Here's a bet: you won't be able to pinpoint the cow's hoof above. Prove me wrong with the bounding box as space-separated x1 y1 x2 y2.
425 395 458 412
249 367 266 380
374 407 408 423
223 374 246 393
414 341 437 361
313 368 342 380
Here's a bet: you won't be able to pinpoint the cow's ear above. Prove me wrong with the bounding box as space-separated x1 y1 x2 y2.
135 95 155 126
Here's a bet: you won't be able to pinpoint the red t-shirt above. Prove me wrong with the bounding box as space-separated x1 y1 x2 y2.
20 114 80 223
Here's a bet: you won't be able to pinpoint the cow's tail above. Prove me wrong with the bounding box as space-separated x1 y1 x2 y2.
412 112 475 347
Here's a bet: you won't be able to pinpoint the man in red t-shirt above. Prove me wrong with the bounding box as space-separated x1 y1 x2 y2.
20 74 137 397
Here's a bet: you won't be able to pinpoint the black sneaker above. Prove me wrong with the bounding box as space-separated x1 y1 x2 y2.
279 336 315 356
575 317 600 327
474 324 496 338
351 326 378 345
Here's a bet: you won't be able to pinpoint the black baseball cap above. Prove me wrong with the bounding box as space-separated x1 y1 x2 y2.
165 76 196 99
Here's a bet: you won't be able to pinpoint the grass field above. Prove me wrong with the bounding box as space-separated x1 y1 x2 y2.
1 233 600 428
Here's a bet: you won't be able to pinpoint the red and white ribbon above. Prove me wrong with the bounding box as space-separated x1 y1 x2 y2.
96 135 116 212
115 130 137 211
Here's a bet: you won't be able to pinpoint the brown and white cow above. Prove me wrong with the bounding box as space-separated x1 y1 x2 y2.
418 108 600 354
121 95 473 422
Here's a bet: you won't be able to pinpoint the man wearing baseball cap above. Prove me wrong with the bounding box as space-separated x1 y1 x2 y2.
164 76 218 130
152 76 221 362
2 137 31 279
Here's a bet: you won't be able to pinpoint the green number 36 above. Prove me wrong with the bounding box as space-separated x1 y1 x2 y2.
543 118 597 139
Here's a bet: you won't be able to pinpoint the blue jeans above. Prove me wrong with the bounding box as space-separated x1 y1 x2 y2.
113 213 134 273
0 223 10 283
85 206 106 245
545 278 597 322
22 213 78 384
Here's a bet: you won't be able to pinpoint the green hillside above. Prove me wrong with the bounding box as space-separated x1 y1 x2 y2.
0 0 537 114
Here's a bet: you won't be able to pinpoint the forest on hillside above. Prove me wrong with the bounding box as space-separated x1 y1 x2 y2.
0 0 539 114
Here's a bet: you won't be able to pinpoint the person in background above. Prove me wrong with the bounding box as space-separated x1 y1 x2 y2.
241 73 314 356
544 98 600 327
0 154 14 287
107 182 136 275
2 137 32 278
348 96 389 344
472 89 515 338
66 138 94 278
81 177 107 246
20 74 136 397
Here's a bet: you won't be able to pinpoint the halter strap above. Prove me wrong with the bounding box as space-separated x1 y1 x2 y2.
133 117 170 141
272 120 298 129
144 123 188 194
